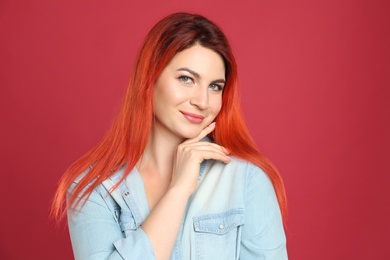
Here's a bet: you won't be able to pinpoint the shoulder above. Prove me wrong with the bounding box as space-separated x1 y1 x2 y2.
244 161 274 192
71 164 126 186
217 157 277 205
210 156 272 186
67 165 128 214
67 165 127 203
202 157 276 203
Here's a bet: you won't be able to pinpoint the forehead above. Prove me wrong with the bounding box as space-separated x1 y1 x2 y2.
165 45 225 80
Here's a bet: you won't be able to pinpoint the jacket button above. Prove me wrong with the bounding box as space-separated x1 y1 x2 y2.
219 224 224 229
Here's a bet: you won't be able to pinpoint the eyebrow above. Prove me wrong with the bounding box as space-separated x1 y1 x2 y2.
177 67 226 84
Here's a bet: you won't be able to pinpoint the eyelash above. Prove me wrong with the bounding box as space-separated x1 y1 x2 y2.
178 76 224 91
209 84 224 91
178 76 193 84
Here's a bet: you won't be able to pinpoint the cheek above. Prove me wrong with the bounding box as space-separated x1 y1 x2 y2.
154 83 188 107
210 96 223 115
210 98 222 117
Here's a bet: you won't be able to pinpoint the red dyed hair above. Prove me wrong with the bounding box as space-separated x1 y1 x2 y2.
51 13 287 223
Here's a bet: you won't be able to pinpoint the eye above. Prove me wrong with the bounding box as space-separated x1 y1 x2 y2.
209 83 224 91
178 76 194 85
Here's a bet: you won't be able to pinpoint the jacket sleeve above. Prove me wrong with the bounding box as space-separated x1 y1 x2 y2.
240 164 288 259
67 182 156 260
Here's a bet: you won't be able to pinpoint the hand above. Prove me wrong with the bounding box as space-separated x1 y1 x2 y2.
169 122 231 196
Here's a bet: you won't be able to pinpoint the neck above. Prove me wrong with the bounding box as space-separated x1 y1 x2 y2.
138 126 184 177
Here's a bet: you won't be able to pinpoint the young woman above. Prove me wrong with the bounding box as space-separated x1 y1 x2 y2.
52 12 288 259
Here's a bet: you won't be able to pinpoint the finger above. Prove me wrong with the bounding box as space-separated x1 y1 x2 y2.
177 143 231 164
197 150 231 164
184 122 216 144
180 141 230 155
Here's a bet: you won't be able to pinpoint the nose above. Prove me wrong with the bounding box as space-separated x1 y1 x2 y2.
190 86 209 110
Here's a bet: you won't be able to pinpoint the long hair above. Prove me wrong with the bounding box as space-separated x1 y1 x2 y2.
51 12 287 223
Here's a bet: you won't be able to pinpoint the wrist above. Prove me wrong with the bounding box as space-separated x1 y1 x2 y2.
167 185 193 201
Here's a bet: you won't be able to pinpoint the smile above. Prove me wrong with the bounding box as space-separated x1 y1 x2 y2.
180 111 205 124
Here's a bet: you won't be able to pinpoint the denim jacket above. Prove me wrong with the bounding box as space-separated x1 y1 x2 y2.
68 156 287 259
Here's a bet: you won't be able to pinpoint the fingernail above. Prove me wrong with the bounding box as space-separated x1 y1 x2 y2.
209 122 216 127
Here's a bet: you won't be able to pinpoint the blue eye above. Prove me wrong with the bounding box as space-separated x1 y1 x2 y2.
179 76 193 84
209 84 223 91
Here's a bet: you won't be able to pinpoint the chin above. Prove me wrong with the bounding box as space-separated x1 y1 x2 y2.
179 132 200 140
176 126 204 139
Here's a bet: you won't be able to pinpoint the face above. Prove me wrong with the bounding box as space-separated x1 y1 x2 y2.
153 45 225 141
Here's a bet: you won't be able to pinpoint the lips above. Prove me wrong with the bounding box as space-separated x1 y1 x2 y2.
180 111 205 124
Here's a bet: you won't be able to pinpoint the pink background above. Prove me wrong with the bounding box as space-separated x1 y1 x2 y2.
1 0 389 259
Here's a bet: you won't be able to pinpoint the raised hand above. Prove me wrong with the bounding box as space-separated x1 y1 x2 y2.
169 122 231 196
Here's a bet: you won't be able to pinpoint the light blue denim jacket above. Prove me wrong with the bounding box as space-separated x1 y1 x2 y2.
68 154 287 259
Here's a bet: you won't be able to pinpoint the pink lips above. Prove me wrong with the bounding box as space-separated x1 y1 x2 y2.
180 111 205 124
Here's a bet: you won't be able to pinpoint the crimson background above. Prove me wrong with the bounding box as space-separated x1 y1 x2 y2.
1 0 389 259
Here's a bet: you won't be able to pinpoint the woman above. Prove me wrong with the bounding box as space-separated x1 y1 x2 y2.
52 12 287 259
